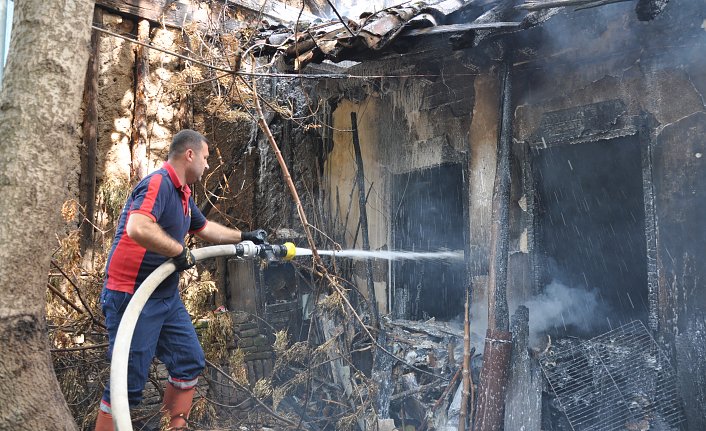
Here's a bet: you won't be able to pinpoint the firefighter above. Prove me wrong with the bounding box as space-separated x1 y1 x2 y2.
95 129 266 430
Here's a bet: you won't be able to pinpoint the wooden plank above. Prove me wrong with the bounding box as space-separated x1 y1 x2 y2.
96 0 193 27
96 0 318 28
231 0 319 23
227 258 259 315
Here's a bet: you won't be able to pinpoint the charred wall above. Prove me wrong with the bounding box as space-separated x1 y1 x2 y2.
316 1 706 427
512 2 706 428
253 80 323 237
320 52 493 317
514 1 706 337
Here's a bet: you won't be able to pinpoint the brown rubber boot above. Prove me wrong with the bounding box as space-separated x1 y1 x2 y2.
162 382 196 429
94 409 114 431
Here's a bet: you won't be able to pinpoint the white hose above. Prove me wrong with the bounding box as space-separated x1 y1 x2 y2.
110 244 239 430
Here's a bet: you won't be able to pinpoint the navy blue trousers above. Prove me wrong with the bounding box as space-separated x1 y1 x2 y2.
100 288 205 410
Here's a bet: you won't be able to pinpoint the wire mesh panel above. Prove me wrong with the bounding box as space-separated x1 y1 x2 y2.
539 320 686 430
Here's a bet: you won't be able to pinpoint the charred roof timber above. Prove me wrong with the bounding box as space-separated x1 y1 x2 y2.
91 0 670 72
252 0 669 70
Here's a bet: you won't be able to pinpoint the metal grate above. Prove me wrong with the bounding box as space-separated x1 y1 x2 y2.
539 320 686 430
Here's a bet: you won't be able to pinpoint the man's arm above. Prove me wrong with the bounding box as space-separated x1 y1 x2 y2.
195 220 244 244
126 213 183 257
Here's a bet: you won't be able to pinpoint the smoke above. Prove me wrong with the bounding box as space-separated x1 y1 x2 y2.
467 279 609 352
523 280 609 344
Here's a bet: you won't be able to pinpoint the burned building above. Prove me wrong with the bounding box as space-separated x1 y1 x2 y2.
46 0 706 429
260 0 705 429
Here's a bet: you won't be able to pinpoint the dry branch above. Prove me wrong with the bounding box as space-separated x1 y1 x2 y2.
50 259 100 326
245 66 380 351
205 359 299 428
46 283 87 316
51 343 109 353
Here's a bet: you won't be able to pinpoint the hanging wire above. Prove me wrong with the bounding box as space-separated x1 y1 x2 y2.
91 24 481 80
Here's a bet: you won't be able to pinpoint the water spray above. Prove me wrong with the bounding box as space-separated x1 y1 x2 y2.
294 247 464 262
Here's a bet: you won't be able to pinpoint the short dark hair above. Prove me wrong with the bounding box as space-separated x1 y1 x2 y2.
168 129 208 159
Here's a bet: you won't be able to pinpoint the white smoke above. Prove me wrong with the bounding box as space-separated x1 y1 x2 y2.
523 280 608 344
467 279 609 352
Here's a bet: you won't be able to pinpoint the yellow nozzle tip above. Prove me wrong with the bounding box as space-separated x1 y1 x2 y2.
283 242 296 260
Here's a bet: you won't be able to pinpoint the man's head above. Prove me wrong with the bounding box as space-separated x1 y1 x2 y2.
168 129 210 184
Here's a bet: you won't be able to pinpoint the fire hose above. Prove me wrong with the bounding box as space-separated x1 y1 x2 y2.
110 241 295 430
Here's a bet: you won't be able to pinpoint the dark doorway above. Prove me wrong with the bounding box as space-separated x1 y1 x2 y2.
392 163 466 320
533 136 648 336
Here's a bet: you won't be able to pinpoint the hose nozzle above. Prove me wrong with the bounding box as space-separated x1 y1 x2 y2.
234 241 296 261
262 242 296 261
271 242 297 260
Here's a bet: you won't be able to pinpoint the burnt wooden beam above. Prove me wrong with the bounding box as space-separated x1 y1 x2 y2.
372 329 394 418
79 7 101 261
458 290 472 431
638 115 659 332
401 21 521 37
504 306 542 430
517 0 631 10
130 19 150 183
351 112 380 329
96 0 193 27
486 60 512 333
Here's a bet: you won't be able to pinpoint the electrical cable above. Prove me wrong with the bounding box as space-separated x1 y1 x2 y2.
91 24 481 80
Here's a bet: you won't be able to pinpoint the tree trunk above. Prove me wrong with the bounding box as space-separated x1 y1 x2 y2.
0 1 95 430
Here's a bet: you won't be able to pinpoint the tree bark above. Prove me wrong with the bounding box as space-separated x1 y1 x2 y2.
0 1 95 430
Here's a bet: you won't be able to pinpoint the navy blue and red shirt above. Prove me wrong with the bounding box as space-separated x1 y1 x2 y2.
104 162 207 298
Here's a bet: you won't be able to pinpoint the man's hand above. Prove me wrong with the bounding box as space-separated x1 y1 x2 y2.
241 229 267 244
172 246 196 271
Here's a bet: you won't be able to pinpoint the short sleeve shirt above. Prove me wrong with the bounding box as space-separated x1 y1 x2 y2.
104 162 207 297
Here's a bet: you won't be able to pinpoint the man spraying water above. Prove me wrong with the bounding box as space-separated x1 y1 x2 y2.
95 129 267 431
